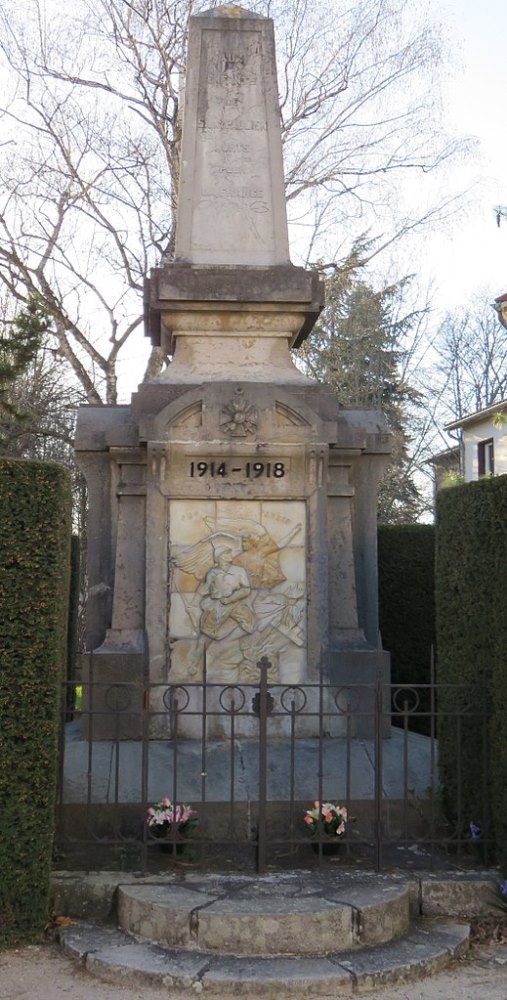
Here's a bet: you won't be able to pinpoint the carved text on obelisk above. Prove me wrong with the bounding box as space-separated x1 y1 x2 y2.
193 29 272 255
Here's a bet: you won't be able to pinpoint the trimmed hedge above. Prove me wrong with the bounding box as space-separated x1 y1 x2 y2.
0 459 71 945
436 475 507 867
378 525 435 732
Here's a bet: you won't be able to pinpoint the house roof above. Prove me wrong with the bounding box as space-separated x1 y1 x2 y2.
493 292 507 329
445 398 507 431
426 446 460 466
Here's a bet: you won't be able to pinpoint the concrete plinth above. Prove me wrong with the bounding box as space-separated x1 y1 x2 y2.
80 652 145 741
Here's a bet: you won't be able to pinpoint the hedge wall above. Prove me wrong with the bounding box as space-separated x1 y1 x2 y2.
436 475 507 867
378 525 435 732
0 459 71 946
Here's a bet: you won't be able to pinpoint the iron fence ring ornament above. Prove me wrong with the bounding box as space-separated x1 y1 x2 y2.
162 685 190 712
280 685 307 713
392 686 420 713
219 685 246 713
104 684 133 712
334 686 362 714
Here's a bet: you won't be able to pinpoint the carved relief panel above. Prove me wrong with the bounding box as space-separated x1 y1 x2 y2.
168 499 306 685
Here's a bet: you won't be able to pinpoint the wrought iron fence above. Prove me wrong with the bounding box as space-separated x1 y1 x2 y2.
55 655 492 873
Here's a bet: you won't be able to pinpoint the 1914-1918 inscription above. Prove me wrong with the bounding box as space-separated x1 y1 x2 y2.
189 460 286 479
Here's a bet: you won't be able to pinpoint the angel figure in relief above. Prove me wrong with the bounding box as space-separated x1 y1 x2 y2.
202 516 302 589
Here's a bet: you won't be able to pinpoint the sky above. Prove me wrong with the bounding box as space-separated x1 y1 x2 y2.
421 0 507 308
115 0 507 398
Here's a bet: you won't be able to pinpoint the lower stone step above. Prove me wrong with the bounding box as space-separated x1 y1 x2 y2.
59 920 469 997
117 872 411 955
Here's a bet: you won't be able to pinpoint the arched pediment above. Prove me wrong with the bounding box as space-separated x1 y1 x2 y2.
170 401 203 428
275 401 310 427
139 383 335 443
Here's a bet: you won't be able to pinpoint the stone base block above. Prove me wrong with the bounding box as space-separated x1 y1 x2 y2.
80 652 145 740
328 648 391 738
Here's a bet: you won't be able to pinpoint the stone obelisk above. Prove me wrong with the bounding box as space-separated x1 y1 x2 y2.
76 4 392 740
176 5 289 267
145 5 322 385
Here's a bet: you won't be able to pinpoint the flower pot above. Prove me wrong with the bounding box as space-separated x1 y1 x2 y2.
311 838 344 856
157 841 186 855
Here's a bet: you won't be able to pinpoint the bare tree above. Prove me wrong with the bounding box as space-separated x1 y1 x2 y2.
0 294 84 460
0 0 468 403
1 340 83 463
396 293 507 501
429 298 507 430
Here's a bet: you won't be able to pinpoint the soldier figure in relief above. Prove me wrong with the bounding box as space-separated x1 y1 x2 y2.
199 544 255 640
169 516 305 679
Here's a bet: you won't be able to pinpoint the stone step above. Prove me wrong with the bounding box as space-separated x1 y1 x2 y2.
116 872 411 955
59 919 469 997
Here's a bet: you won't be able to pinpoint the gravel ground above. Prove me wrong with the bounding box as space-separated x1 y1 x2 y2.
0 940 506 1000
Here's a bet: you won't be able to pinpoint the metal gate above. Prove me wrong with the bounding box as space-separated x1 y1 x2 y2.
55 656 491 873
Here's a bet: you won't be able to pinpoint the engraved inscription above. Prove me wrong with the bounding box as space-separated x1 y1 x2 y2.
193 31 270 252
206 38 261 87
188 460 286 479
198 120 266 131
188 26 284 261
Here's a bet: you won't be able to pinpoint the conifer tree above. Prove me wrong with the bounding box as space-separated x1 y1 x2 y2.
0 297 51 426
298 266 424 522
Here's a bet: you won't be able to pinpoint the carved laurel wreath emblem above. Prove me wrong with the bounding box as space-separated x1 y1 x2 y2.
220 397 258 437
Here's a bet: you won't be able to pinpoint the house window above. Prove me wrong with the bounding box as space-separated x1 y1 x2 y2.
477 438 494 477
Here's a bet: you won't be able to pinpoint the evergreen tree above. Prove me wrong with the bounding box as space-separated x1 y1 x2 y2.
0 298 51 446
298 267 424 522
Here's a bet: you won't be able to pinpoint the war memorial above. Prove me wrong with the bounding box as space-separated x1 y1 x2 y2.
51 11 484 993
75 4 392 744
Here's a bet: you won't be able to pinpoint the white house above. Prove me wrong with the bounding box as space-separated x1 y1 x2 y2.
426 446 460 493
445 399 507 482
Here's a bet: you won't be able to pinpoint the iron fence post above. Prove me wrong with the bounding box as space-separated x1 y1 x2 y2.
256 656 270 874
374 670 384 872
140 632 150 874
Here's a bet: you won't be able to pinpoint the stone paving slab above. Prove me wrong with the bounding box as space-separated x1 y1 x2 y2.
336 921 470 993
51 871 141 922
59 923 136 961
116 874 410 955
201 953 354 997
51 867 502 928
420 875 501 916
9 935 507 1000
117 882 355 955
59 919 470 998
62 724 435 803
86 941 209 990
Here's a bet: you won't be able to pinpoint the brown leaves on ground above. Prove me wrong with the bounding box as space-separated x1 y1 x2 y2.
43 915 73 941
470 916 507 946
